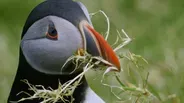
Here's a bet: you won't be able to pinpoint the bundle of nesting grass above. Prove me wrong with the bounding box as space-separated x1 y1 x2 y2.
17 10 158 103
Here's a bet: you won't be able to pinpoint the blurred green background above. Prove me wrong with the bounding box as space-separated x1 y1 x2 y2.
0 0 184 103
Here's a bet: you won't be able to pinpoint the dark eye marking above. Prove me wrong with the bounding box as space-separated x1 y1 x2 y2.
46 23 58 40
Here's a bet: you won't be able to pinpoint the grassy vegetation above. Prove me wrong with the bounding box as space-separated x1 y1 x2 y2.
0 0 184 103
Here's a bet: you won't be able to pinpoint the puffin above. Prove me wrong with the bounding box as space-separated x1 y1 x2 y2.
7 0 120 103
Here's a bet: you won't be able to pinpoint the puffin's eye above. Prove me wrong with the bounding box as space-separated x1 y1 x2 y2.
46 26 58 40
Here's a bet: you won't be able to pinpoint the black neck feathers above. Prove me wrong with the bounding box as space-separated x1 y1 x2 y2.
8 50 88 103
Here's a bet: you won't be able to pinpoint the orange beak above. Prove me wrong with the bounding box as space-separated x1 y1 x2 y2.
80 21 121 72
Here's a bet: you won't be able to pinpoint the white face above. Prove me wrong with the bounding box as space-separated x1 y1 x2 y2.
21 16 84 74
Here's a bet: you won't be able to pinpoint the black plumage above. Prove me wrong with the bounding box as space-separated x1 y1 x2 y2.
22 0 87 36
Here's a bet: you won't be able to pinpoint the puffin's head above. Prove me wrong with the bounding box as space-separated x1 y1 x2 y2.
21 0 120 74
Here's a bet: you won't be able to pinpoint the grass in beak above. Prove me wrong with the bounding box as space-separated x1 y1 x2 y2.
15 50 118 103
16 10 161 103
